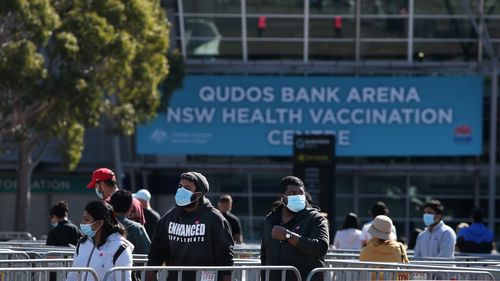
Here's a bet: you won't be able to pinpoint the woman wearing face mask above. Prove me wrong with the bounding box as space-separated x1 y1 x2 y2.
66 200 134 281
46 201 82 247
260 176 330 281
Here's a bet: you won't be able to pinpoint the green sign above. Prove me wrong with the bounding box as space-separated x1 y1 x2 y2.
0 176 90 193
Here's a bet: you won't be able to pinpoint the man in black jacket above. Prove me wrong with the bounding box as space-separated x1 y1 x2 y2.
260 176 330 281
146 171 234 281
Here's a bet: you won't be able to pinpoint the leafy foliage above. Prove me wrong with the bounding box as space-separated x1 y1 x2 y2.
0 0 170 169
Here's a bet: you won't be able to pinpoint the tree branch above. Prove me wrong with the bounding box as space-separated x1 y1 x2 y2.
30 139 49 172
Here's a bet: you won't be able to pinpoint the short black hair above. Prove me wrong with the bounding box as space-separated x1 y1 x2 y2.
370 201 388 217
109 190 133 214
219 194 232 204
280 176 304 193
50 201 69 218
423 200 444 215
472 207 484 223
341 212 360 230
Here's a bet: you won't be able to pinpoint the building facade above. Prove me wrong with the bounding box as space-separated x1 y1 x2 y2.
1 0 500 244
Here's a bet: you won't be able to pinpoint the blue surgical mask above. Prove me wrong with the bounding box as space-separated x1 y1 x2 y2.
286 194 306 212
175 187 196 207
50 222 58 229
80 221 97 237
95 188 104 199
423 213 435 226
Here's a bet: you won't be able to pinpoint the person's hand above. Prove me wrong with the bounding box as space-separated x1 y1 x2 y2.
271 225 288 241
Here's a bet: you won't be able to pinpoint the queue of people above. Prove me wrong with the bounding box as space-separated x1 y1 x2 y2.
45 167 496 281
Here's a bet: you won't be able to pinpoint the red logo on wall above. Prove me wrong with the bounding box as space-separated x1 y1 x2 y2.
454 125 472 143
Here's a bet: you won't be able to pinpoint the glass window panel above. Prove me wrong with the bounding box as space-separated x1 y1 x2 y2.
360 42 407 60
206 173 248 193
247 17 303 38
479 177 500 195
184 17 241 38
361 19 408 38
309 0 354 15
185 40 242 59
410 175 476 195
361 0 408 15
414 0 479 15
414 19 477 38
484 18 500 38
248 42 303 60
335 194 355 228
309 42 355 60
252 173 288 193
336 175 354 193
310 18 356 38
413 41 478 61
246 0 303 14
485 1 500 15
183 0 241 14
358 175 406 194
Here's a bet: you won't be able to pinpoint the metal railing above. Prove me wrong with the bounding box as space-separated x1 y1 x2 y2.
306 267 495 281
0 267 98 281
102 265 301 281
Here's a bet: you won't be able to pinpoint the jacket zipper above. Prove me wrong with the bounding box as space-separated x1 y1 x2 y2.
83 243 97 281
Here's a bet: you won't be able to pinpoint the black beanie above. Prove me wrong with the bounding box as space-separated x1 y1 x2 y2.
186 171 209 194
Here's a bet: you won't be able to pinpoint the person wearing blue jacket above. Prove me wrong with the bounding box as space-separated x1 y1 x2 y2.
457 207 494 254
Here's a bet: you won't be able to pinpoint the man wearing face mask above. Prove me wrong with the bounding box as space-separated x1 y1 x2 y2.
260 176 330 281
414 200 456 258
146 171 234 281
86 168 145 225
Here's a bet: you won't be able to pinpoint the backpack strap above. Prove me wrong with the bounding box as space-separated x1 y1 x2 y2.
76 240 81 256
399 243 405 262
113 244 128 265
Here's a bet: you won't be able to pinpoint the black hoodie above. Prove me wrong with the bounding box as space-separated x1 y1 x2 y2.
147 197 234 280
260 204 329 281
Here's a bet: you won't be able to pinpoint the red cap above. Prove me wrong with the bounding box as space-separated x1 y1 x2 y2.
87 168 115 189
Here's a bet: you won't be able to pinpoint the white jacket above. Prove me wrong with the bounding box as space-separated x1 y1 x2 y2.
66 233 134 281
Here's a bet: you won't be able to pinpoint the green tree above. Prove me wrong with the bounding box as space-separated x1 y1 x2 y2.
0 0 170 231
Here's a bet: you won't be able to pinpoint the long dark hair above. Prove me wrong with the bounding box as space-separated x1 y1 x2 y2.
341 212 360 230
84 200 125 248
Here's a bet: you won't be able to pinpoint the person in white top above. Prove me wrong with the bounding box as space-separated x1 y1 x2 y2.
360 201 397 246
66 200 134 281
334 212 362 249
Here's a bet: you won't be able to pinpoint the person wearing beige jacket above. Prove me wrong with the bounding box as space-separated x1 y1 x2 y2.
359 215 409 263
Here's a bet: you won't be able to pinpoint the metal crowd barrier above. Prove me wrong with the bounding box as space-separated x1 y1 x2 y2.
0 258 73 267
410 260 500 267
0 250 31 259
325 252 360 260
0 267 98 281
306 267 495 281
325 259 500 271
0 232 35 241
102 265 301 281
